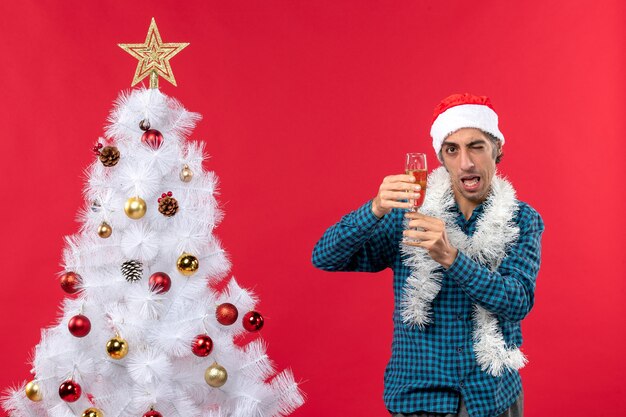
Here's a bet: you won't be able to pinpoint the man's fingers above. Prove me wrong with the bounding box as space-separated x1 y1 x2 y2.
380 181 422 193
383 174 417 184
381 200 414 210
403 230 438 241
380 190 421 202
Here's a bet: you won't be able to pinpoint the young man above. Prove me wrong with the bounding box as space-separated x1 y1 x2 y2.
312 93 544 417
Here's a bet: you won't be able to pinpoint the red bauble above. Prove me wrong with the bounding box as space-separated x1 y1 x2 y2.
68 314 91 337
60 272 81 294
216 303 238 326
141 129 164 149
191 334 213 357
242 311 264 332
59 379 82 402
149 272 171 294
143 410 163 417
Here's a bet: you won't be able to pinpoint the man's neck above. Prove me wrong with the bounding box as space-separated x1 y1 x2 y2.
452 190 483 220
457 200 479 220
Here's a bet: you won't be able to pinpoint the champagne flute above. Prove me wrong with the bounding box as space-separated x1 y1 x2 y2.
405 153 427 211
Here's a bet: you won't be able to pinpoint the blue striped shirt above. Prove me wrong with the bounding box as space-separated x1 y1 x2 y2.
312 199 543 417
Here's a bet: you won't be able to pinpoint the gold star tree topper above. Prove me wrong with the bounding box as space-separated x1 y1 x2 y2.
119 18 189 89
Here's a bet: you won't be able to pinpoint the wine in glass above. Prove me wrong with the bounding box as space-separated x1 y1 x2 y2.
405 152 427 210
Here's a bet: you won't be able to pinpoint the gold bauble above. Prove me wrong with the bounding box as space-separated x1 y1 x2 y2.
204 362 228 387
97 222 112 238
106 336 129 360
25 380 42 402
176 253 199 276
124 196 147 219
82 408 104 417
180 165 193 183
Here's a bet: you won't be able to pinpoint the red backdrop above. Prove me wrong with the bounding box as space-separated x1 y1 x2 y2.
1 1 624 416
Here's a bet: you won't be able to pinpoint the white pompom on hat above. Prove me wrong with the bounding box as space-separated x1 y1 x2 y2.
430 93 505 159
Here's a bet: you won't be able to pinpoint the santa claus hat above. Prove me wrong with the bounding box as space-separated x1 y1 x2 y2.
430 93 505 158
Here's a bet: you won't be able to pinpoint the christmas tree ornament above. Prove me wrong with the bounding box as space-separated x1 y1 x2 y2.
180 165 193 182
68 314 92 337
216 303 238 326
106 335 129 359
158 191 178 217
60 271 81 294
176 253 199 276
124 196 147 219
118 17 189 88
141 129 164 149
82 408 104 417
98 146 120 167
143 408 163 417
148 272 171 294
242 311 264 332
139 119 151 131
121 260 143 282
204 362 228 388
97 221 112 238
59 379 82 402
191 334 213 357
92 142 104 155
90 200 101 212
25 380 42 402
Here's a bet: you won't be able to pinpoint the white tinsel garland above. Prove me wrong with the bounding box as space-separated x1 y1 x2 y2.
401 166 527 377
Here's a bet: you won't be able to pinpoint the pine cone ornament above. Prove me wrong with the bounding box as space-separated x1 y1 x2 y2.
158 192 178 217
121 260 143 282
99 146 120 167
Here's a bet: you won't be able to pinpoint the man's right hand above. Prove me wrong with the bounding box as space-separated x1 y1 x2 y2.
371 174 422 218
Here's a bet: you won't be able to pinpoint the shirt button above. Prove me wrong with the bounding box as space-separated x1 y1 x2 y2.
459 381 465 388
457 347 464 353
456 314 463 321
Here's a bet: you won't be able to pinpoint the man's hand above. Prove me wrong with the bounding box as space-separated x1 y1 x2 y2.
372 174 422 218
403 211 458 269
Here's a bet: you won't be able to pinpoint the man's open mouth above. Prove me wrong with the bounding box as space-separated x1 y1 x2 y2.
461 176 481 191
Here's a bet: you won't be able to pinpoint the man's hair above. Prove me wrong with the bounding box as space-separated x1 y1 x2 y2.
437 130 503 164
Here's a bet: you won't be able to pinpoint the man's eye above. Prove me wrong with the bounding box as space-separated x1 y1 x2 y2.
446 147 457 153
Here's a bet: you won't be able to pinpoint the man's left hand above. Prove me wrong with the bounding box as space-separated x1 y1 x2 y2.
403 212 458 269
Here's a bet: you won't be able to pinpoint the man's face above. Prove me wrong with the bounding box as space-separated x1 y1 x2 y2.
440 128 500 207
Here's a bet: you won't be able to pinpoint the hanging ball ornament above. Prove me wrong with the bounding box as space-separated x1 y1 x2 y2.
216 303 239 326
124 196 147 219
60 271 81 294
204 362 228 388
176 253 199 276
242 311 264 332
139 119 151 131
25 380 42 402
141 129 164 149
81 408 104 417
59 379 82 402
106 335 129 360
97 221 112 238
191 334 213 357
180 165 193 183
68 314 91 337
143 409 163 417
149 272 171 294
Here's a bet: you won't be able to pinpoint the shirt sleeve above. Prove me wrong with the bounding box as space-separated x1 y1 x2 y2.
445 203 544 321
311 200 399 272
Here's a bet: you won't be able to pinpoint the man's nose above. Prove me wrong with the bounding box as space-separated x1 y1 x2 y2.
459 149 475 170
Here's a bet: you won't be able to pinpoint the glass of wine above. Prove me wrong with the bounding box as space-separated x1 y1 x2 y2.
405 152 427 211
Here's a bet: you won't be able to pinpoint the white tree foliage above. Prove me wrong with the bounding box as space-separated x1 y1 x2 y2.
2 88 304 417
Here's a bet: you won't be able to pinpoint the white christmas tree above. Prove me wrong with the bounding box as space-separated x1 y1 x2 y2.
2 19 303 417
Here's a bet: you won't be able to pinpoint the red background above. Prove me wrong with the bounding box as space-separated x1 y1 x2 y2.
1 1 624 416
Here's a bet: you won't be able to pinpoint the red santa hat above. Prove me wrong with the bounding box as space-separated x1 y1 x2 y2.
430 93 505 159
